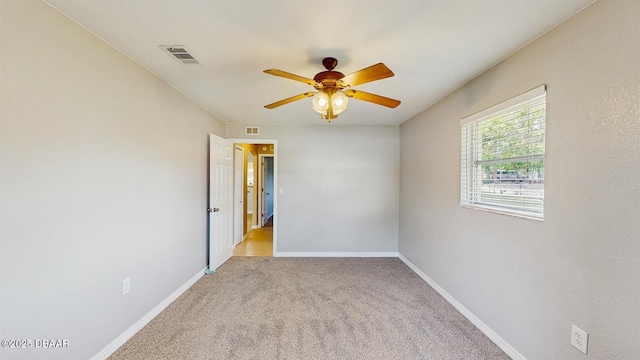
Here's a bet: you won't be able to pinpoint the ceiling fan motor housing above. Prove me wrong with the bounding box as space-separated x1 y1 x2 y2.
313 70 345 88
313 57 346 89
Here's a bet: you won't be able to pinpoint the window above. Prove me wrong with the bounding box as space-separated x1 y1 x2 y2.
460 85 546 220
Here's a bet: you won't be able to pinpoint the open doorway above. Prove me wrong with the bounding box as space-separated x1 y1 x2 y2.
259 154 274 227
230 142 276 257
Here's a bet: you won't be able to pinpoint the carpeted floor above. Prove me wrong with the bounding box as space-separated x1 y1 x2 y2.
109 257 510 360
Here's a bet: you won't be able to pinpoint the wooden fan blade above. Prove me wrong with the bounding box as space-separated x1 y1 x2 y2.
344 89 401 108
264 92 316 109
341 63 394 87
264 69 318 87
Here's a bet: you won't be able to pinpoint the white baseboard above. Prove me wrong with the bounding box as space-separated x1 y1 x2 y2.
274 251 399 258
398 254 525 360
90 267 207 360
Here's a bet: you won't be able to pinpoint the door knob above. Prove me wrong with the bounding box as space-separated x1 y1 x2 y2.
207 208 220 213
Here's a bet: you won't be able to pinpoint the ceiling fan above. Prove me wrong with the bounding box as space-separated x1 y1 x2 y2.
263 57 400 122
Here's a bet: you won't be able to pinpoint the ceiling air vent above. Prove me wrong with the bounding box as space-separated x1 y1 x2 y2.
245 127 259 135
159 45 199 64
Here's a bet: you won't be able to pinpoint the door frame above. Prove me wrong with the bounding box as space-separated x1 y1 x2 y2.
233 146 244 246
227 138 280 257
227 139 278 255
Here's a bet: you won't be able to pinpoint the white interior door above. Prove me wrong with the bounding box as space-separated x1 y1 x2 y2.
208 134 233 272
233 146 244 246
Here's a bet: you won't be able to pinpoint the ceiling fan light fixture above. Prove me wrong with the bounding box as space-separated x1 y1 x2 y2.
312 90 348 121
331 91 349 115
312 92 330 114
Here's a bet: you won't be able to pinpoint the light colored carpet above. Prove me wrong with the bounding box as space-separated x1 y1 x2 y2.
109 257 510 360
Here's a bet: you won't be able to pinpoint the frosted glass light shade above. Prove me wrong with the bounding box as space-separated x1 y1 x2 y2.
331 91 349 115
311 89 349 120
312 92 329 114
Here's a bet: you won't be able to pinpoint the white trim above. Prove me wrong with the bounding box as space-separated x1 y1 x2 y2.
227 139 277 145
460 85 546 125
274 251 399 258
90 268 206 360
398 254 526 360
233 146 245 246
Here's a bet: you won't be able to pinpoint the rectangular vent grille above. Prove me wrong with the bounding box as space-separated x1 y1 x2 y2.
173 53 194 60
159 45 199 64
245 127 259 135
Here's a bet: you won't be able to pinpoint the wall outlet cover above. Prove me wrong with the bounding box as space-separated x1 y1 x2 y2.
122 277 131 296
571 324 588 354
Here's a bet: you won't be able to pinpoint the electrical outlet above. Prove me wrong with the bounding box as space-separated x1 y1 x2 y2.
571 324 588 354
122 277 131 296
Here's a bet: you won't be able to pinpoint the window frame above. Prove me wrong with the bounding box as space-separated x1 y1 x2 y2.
460 85 546 220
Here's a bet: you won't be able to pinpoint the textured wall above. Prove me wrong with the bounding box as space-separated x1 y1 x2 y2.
399 0 639 359
0 1 225 359
227 125 400 254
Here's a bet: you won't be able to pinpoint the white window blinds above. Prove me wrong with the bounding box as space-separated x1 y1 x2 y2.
460 85 546 220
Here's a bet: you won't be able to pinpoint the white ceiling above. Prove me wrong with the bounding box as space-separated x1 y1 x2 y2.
45 0 593 126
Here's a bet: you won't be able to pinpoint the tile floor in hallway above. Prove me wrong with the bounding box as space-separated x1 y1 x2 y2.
233 214 273 256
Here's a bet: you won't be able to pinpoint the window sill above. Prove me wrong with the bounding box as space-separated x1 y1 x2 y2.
461 204 543 221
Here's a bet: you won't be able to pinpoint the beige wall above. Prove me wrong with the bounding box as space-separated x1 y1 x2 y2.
399 0 639 359
0 1 225 359
228 125 400 255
